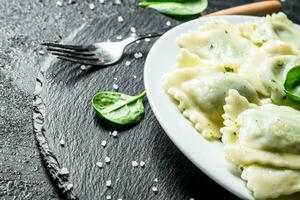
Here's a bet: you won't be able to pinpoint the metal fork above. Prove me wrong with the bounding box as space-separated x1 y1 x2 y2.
41 30 167 66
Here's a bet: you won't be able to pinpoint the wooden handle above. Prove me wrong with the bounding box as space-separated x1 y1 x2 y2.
204 0 282 17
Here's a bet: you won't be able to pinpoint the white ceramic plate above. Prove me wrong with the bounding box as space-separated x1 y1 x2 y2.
144 15 258 200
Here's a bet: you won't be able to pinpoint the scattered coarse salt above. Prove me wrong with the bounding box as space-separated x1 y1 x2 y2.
152 186 158 194
130 27 136 33
106 195 112 200
134 52 143 59
125 61 131 66
101 140 107 147
118 16 124 22
66 183 73 190
80 65 86 70
99 0 105 3
38 50 45 55
113 84 119 90
189 198 195 200
131 161 138 168
133 75 137 79
154 178 158 182
59 167 69 175
112 130 118 137
144 38 151 42
89 3 95 10
166 21 171 26
135 40 141 44
113 77 118 80
105 156 111 164
140 161 145 168
116 35 123 40
96 162 103 168
109 131 112 136
117 199 123 200
56 1 63 7
106 180 112 188
59 139 65 146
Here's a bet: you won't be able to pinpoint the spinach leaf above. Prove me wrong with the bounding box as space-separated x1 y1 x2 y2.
284 66 300 101
139 0 207 16
92 91 146 126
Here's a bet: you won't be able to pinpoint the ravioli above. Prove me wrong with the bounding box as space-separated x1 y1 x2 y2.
178 20 260 66
222 90 300 167
162 67 258 139
239 55 300 109
240 12 300 50
241 165 300 200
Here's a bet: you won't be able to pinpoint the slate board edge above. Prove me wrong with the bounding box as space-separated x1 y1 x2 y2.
32 23 87 200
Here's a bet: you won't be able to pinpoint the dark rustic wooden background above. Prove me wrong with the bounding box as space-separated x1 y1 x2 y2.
0 0 299 200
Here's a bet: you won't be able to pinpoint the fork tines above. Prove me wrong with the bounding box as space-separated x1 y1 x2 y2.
41 43 99 65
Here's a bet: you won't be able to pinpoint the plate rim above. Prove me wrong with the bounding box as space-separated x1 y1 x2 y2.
144 15 261 200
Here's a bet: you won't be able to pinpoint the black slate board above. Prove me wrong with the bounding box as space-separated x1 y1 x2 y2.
33 9 239 200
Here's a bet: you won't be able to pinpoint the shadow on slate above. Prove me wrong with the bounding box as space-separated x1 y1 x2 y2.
33 9 239 200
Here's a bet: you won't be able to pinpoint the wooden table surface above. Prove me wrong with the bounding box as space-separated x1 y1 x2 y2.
1 0 299 200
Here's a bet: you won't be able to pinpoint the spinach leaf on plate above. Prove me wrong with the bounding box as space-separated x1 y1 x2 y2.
92 91 146 126
284 65 300 101
139 0 208 16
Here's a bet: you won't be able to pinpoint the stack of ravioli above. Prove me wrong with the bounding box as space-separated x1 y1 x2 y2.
162 13 300 199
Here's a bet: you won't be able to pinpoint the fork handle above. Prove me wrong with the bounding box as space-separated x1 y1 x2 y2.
122 28 169 47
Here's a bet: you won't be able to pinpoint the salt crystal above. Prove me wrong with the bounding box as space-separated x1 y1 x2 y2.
38 50 45 55
113 77 118 80
154 178 158 182
56 1 62 7
140 161 145 168
109 131 112 136
133 75 137 79
59 167 69 175
118 16 124 22
117 199 122 200
125 61 131 66
101 140 107 147
136 40 141 44
66 183 73 190
144 38 151 42
130 27 136 33
152 186 158 194
134 52 143 59
113 84 119 90
106 195 112 200
89 3 95 10
112 130 118 137
189 198 195 200
166 21 171 26
106 180 112 188
80 65 86 70
132 161 138 168
105 157 111 164
99 0 105 3
116 35 122 40
96 162 103 168
59 139 65 146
